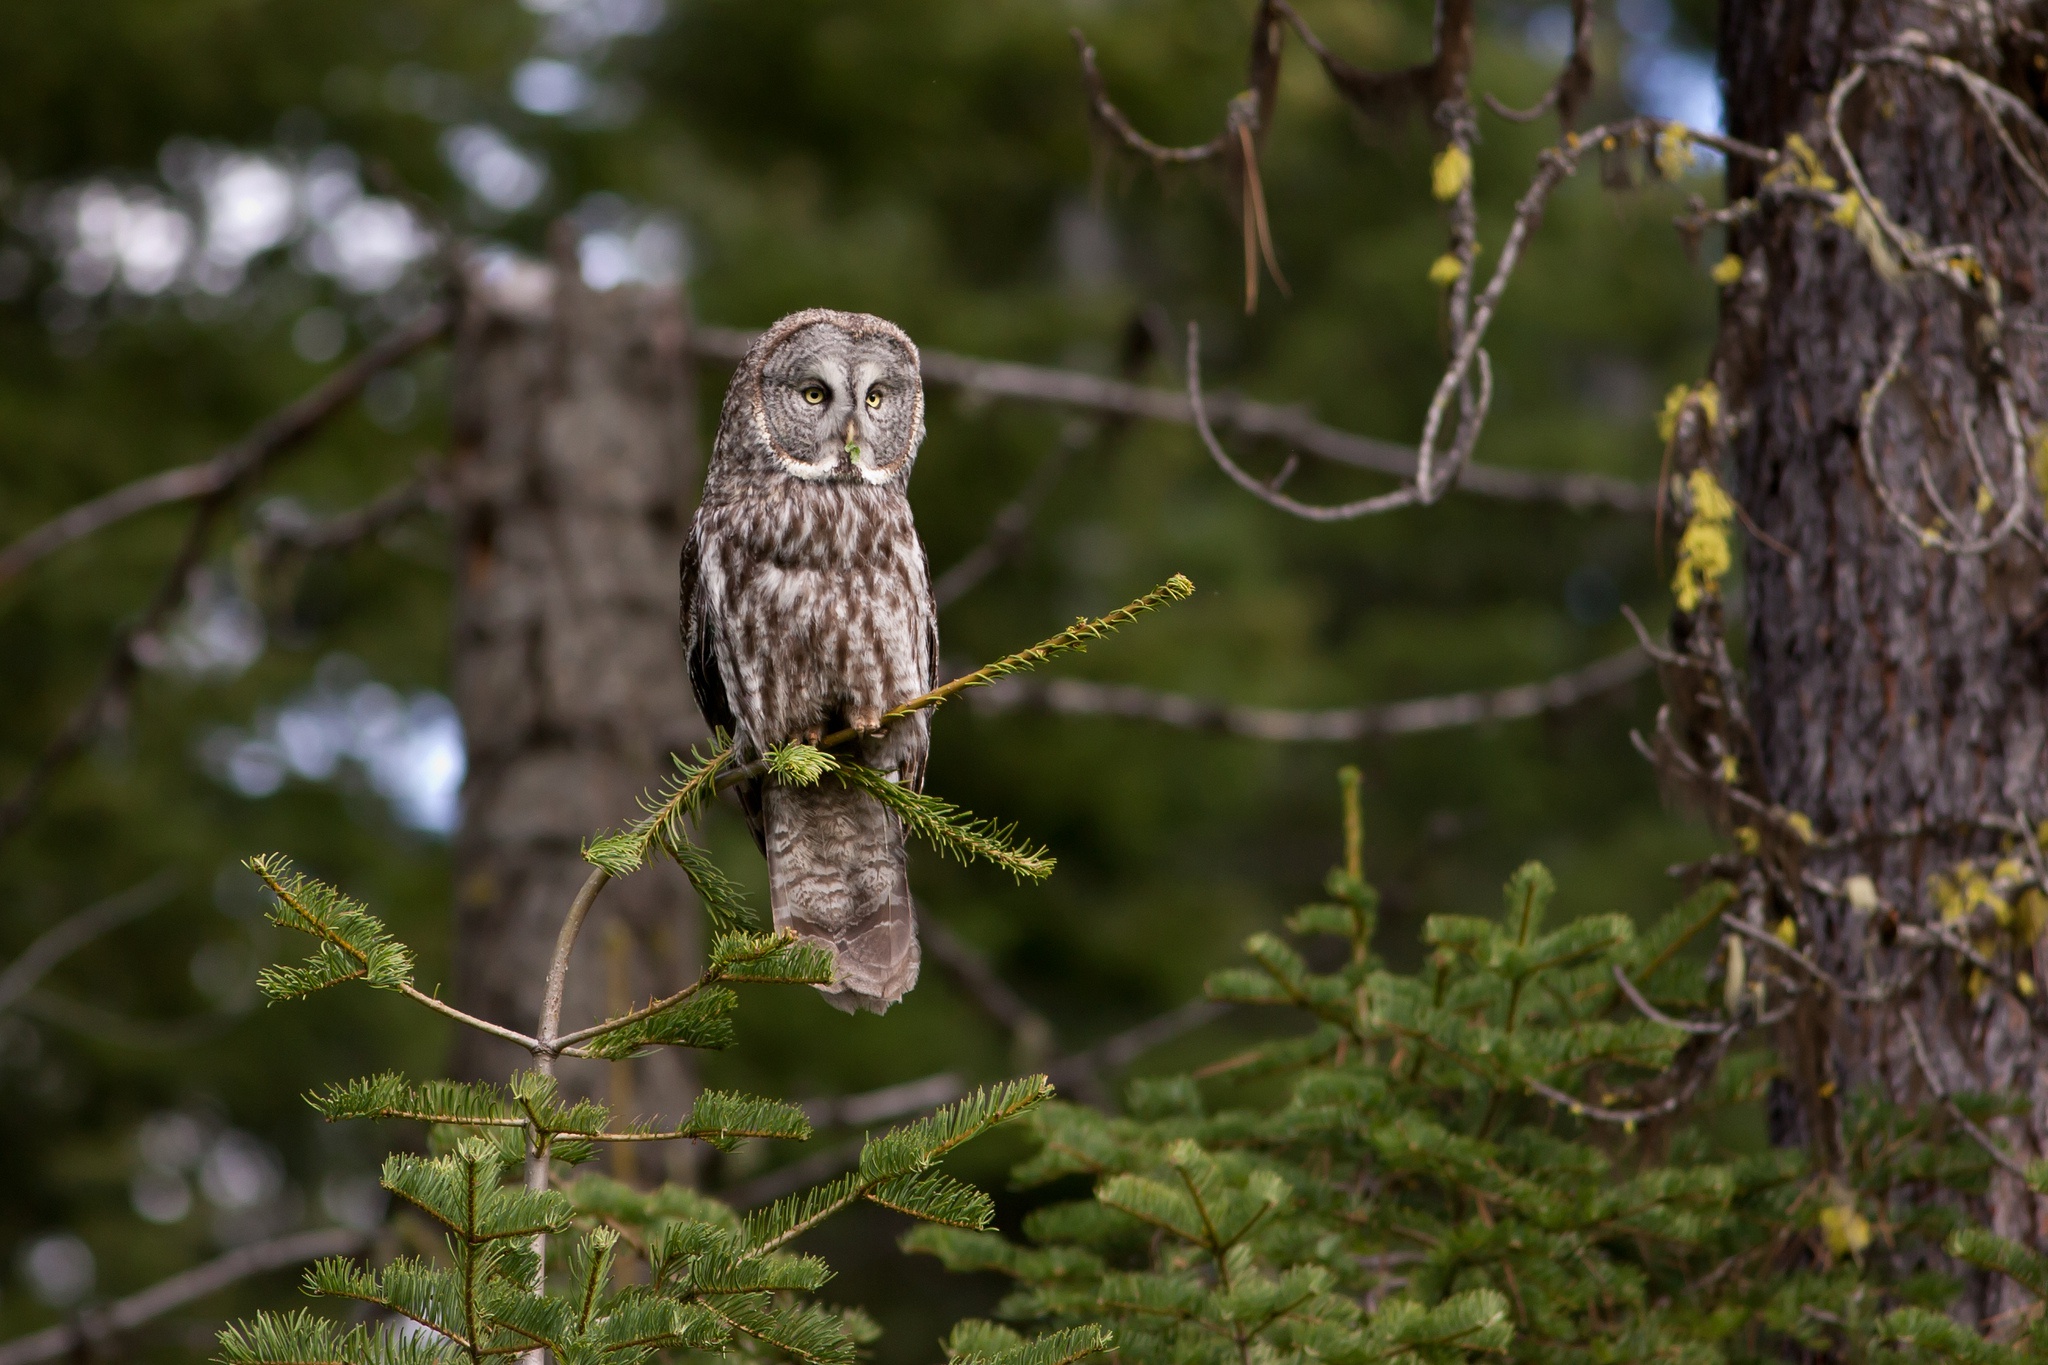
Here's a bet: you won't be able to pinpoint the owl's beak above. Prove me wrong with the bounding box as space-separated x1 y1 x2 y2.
842 415 862 466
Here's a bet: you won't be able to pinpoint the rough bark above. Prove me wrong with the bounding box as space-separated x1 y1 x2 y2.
1718 0 2048 1284
446 253 706 1182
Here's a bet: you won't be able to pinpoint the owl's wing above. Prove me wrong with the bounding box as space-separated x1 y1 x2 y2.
680 524 767 851
900 551 940 796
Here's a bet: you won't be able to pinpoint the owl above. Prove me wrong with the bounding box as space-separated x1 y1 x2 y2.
679 309 938 1014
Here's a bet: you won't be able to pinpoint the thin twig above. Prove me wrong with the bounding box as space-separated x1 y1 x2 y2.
14 991 235 1050
396 985 542 1053
0 1226 368 1365
931 445 1074 609
971 646 1650 741
1610 965 1724 1035
244 468 442 571
1187 324 1425 520
0 872 181 1014
917 903 1056 1064
1900 1010 2033 1179
803 1072 971 1129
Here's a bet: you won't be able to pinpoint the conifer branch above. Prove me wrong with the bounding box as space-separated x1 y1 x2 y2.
877 575 1198 730
743 1077 1052 1254
707 578 1196 879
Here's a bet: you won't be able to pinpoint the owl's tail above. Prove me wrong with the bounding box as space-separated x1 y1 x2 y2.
763 779 920 1014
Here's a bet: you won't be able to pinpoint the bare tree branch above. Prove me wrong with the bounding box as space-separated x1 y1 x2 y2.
14 990 237 1050
916 903 1056 1065
244 466 443 574
690 325 1655 515
803 1072 971 1130
931 445 1074 609
0 1226 368 1365
1900 1009 2035 1180
0 307 452 851
972 646 1650 742
0 305 450 588
0 872 180 1014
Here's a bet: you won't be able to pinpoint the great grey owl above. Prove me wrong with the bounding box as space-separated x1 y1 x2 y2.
679 308 937 1014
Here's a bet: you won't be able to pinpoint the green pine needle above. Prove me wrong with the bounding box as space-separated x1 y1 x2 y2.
247 854 415 1000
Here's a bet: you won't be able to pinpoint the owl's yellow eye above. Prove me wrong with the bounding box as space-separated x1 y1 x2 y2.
865 389 883 409
801 384 827 405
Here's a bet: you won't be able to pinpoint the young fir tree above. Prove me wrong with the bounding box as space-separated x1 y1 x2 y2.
908 770 2045 1365
209 584 1198 1365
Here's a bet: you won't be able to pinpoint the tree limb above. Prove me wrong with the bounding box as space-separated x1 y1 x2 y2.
0 307 452 850
0 305 450 588
970 646 1650 741
0 872 181 1015
916 902 1056 1065
689 325 1656 515
0 1226 368 1365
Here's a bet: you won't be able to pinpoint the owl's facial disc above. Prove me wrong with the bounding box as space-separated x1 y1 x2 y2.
757 324 920 485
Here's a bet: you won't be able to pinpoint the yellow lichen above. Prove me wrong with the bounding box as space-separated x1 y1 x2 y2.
1672 468 1736 612
1830 190 1862 228
1774 917 1799 948
1431 145 1471 201
1719 754 1739 784
2016 888 2048 943
1654 124 1694 180
1770 133 1838 193
1710 253 1743 286
1844 875 1880 912
1820 1201 1872 1258
1784 811 1815 845
1427 253 1465 287
1734 825 1761 855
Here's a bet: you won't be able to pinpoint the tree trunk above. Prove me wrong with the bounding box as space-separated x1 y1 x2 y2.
445 251 707 1183
1718 0 2048 1288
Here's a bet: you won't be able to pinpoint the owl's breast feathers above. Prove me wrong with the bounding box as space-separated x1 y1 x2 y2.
683 479 937 776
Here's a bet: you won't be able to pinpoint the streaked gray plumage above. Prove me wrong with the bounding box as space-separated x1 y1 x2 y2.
680 309 937 1013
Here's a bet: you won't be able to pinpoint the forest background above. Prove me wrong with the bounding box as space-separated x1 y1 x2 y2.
0 0 1731 1358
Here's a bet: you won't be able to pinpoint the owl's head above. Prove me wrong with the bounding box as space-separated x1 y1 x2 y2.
732 309 926 487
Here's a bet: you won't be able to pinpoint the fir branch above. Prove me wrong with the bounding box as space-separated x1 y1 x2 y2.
950 1323 1114 1365
585 740 757 934
216 1309 457 1365
248 855 540 1052
703 1295 857 1365
310 1073 526 1128
745 1078 1052 1252
248 854 415 998
890 576 1196 722
553 932 831 1054
574 985 739 1062
832 761 1056 882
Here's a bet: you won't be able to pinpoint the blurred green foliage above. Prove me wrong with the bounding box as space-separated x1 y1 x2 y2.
0 0 1728 1356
